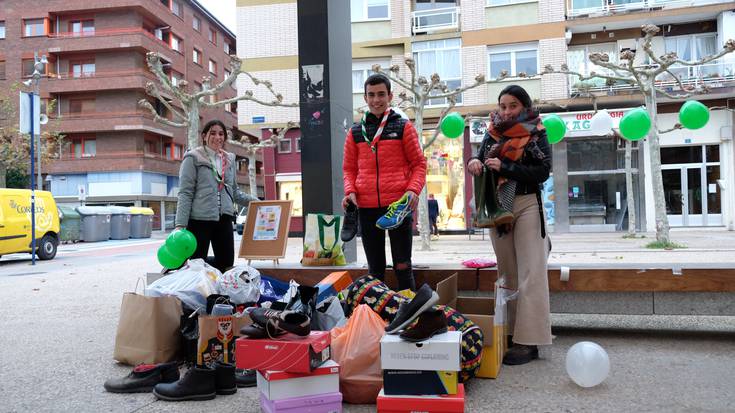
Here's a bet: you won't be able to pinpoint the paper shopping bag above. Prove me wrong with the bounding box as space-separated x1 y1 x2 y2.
196 313 251 367
113 291 183 365
302 213 346 266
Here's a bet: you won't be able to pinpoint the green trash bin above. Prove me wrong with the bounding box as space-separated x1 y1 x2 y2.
58 205 81 243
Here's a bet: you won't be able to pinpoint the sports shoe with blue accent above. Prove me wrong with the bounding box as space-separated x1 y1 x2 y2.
376 194 412 230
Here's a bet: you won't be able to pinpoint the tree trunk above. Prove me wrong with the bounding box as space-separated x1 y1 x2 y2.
247 152 258 198
187 102 200 149
644 89 671 243
413 102 432 251
625 139 636 235
0 166 6 188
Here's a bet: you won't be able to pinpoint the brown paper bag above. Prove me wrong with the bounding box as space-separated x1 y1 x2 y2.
113 291 183 365
197 313 251 368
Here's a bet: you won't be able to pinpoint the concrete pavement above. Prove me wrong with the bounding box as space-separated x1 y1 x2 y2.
0 229 734 412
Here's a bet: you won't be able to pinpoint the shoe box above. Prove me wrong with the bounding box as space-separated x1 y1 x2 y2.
258 360 340 401
260 391 343 413
376 384 465 413
382 369 458 396
380 331 462 372
236 331 331 374
314 271 353 304
436 273 508 379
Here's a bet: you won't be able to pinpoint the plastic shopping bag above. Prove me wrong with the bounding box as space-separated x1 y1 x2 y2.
145 259 220 311
302 214 346 266
216 265 261 305
330 304 386 404
314 296 346 331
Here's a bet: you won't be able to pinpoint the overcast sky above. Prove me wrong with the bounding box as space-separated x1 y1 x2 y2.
198 0 236 33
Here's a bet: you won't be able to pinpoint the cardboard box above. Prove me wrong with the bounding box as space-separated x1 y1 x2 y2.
380 331 461 372
436 274 507 379
258 360 340 401
314 271 353 304
376 384 465 413
260 391 343 413
383 369 458 395
235 331 331 374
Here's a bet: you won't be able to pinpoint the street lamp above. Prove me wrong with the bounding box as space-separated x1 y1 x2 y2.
24 52 47 190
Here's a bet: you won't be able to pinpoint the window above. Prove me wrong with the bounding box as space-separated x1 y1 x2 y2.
164 142 183 160
0 61 5 80
193 15 201 32
192 48 202 65
172 0 183 18
69 98 95 114
70 60 95 78
170 33 183 53
567 43 620 89
413 38 462 105
351 59 391 93
278 181 303 216
72 138 96 158
171 71 183 87
208 28 217 45
22 59 48 77
664 34 718 80
488 43 538 79
0 21 5 39
224 41 232 55
296 137 301 152
145 139 159 155
486 0 529 5
70 20 94 36
209 59 217 75
24 19 45 37
351 0 389 21
278 138 292 153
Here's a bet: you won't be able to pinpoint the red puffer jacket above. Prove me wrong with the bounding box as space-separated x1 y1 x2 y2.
343 111 427 208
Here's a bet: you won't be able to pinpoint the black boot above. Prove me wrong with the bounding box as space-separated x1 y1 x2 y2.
486 168 514 227
104 362 179 393
502 344 539 366
287 285 318 319
473 168 493 228
215 362 237 395
153 365 216 401
235 369 257 388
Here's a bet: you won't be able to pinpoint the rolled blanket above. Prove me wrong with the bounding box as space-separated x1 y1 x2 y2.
345 275 483 382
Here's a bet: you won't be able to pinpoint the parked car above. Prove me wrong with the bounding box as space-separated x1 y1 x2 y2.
0 189 60 260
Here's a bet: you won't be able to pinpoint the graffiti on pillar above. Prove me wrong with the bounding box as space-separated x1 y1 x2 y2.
300 64 325 102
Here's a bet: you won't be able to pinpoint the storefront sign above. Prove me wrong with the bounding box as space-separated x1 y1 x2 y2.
558 109 631 137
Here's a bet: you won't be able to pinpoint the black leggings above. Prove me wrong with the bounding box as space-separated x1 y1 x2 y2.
187 214 234 273
358 207 415 291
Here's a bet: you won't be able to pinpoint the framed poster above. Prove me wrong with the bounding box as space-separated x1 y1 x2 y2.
238 200 293 263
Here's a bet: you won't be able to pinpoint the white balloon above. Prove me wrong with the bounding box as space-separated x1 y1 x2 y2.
590 110 614 136
565 341 610 388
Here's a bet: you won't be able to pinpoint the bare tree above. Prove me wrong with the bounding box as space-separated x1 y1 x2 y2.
550 25 735 245
139 52 297 150
372 59 539 250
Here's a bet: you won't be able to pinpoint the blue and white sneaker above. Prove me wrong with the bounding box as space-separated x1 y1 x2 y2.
376 194 412 230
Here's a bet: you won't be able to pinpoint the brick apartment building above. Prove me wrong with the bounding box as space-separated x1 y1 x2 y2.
0 0 252 230
237 0 735 233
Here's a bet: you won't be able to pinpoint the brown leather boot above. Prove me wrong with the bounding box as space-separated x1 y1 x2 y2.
398 309 448 342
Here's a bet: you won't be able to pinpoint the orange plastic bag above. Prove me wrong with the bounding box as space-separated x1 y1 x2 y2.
330 304 386 404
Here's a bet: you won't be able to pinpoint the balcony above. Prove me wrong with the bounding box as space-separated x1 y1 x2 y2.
567 0 731 19
45 69 157 93
46 28 183 67
568 61 735 94
53 111 177 136
47 151 181 176
412 7 460 34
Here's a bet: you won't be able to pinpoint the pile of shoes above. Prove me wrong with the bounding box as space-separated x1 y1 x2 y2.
385 284 446 342
239 285 317 339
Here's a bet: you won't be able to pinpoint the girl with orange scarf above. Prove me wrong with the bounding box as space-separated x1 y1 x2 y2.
467 85 553 365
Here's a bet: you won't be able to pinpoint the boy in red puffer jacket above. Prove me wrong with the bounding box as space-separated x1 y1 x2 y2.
342 74 427 291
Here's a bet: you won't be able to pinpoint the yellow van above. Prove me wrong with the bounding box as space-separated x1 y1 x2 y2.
0 189 61 260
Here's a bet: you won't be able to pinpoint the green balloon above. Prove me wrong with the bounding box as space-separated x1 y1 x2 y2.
619 108 651 141
158 245 184 269
542 115 566 144
166 229 197 259
440 112 465 139
679 100 709 130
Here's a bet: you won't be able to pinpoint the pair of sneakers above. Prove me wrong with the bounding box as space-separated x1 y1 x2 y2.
341 194 413 242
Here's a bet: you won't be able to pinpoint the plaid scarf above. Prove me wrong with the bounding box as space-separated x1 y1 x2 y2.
485 109 544 212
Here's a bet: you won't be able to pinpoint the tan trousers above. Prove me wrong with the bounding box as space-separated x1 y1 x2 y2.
490 194 552 346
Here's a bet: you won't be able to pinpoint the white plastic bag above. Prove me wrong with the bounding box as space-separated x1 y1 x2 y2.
217 265 261 304
145 259 220 311
277 280 300 306
314 296 346 331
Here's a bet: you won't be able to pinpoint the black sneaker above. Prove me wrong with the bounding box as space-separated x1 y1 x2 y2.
235 369 256 388
103 362 179 393
398 309 448 342
502 344 539 366
385 284 439 334
341 202 358 242
153 365 216 401
250 308 312 337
